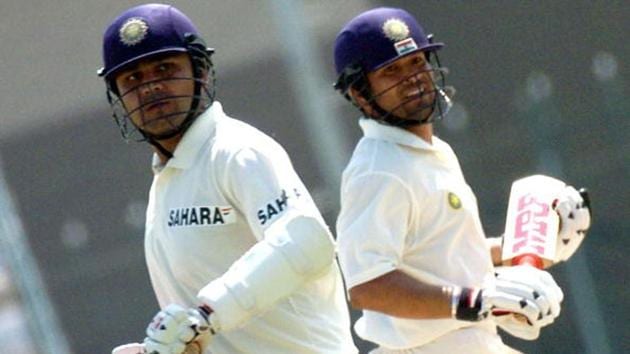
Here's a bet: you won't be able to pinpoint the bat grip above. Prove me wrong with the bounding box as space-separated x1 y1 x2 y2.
512 254 544 269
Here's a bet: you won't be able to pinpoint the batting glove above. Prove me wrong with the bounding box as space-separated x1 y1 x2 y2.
493 313 541 340
494 265 564 340
112 342 202 354
112 343 144 354
144 304 214 354
454 266 563 334
554 186 591 262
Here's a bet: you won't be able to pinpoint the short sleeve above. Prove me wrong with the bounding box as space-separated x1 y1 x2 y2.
220 145 321 240
336 172 415 289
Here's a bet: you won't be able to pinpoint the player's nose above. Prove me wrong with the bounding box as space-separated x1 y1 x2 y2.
407 72 420 84
403 69 423 85
140 79 165 96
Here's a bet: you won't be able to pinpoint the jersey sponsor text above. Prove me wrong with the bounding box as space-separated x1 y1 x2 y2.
168 206 235 227
257 188 304 225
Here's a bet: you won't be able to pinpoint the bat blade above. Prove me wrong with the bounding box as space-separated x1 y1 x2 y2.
494 175 565 318
501 175 565 269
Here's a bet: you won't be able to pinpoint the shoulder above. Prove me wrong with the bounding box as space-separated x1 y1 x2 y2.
433 136 457 157
213 115 289 160
217 116 284 150
344 137 412 183
207 116 296 181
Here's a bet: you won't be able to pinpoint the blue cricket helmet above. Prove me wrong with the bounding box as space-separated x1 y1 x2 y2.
334 7 443 93
333 7 453 126
97 3 215 153
98 3 207 79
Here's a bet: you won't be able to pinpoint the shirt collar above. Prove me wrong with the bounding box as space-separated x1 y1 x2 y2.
151 101 223 172
359 118 443 151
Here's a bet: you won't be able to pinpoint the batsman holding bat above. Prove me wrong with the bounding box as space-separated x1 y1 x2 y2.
98 3 357 354
332 7 591 353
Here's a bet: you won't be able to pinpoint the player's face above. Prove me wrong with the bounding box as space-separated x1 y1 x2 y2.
366 51 436 121
114 53 195 137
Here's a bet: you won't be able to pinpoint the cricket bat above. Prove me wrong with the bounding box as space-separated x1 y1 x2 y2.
501 174 566 268
493 175 565 318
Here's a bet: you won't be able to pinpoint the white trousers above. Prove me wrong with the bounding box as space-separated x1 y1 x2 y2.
369 327 521 354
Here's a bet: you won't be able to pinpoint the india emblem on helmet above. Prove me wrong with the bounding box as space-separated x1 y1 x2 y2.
382 18 410 42
119 18 149 46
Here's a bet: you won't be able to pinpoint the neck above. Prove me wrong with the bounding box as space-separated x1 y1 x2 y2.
152 134 183 164
406 123 433 144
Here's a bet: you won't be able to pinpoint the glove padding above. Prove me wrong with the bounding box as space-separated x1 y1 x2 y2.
455 265 563 330
112 342 201 354
144 304 213 354
112 343 144 354
494 313 541 340
491 266 564 340
554 186 591 262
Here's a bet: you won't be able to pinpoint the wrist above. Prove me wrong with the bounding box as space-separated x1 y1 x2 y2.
448 286 461 318
197 304 217 335
198 304 213 317
454 287 484 322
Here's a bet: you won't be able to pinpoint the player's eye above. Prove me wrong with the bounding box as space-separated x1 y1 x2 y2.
383 64 398 75
125 73 140 83
412 56 427 68
157 63 174 74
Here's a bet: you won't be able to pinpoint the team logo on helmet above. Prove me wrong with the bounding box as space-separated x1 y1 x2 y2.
382 18 410 42
119 18 149 46
448 192 462 210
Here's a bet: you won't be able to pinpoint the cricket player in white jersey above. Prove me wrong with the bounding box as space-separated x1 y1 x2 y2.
98 4 357 354
332 7 591 354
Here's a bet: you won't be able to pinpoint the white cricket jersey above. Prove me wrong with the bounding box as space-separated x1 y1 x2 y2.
144 102 356 354
337 119 497 351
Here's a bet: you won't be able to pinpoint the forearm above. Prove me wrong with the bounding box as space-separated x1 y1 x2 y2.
349 270 452 319
197 215 335 331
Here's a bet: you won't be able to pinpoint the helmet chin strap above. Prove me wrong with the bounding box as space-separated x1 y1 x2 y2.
146 134 175 159
137 108 196 160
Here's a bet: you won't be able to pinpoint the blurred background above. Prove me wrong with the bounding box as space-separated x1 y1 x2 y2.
0 0 627 353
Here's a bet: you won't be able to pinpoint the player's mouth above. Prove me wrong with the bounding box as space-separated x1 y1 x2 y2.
144 99 173 113
405 88 423 99
403 87 431 106
139 91 176 113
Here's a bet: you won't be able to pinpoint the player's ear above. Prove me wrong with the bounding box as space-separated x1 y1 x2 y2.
349 87 373 116
108 74 123 98
199 68 209 83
